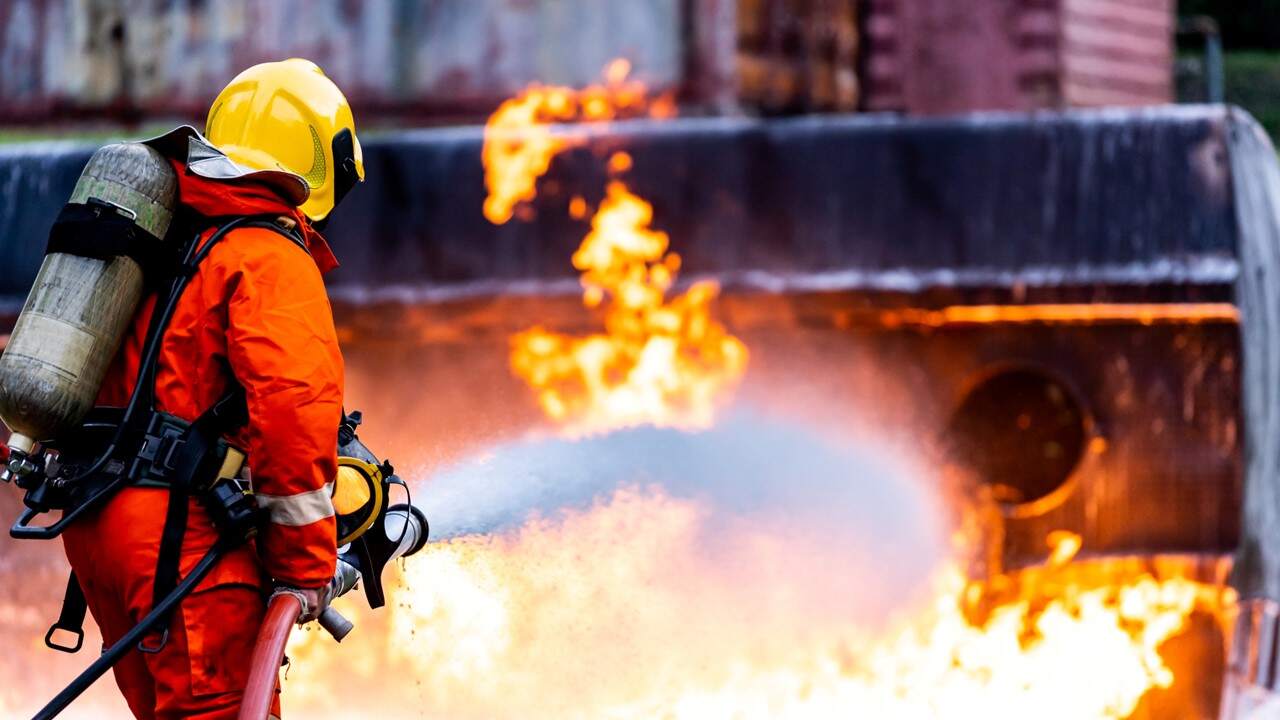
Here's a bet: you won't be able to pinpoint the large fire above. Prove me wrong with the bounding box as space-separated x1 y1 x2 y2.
270 62 1238 720
276 487 1229 720
0 62 1241 720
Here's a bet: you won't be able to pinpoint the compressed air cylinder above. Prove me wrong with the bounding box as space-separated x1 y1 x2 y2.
0 143 177 454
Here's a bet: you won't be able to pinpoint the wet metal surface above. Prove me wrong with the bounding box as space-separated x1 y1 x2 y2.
0 106 1241 304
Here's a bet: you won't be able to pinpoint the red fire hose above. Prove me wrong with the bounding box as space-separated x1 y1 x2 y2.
236 504 425 719
239 588 357 719
238 593 302 720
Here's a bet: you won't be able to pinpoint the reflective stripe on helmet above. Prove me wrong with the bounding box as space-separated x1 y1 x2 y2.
255 483 336 526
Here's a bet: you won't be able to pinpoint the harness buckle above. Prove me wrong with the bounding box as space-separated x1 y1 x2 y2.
131 419 189 483
157 435 187 473
44 622 84 654
137 628 169 654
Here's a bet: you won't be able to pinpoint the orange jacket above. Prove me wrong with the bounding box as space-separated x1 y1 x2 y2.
95 159 344 589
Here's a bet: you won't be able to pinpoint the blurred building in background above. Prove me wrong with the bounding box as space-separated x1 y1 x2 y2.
0 0 1176 125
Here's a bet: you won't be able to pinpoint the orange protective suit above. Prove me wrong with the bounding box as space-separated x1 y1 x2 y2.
61 157 344 719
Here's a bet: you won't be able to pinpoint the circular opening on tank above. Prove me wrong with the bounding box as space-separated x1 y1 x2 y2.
945 367 1089 513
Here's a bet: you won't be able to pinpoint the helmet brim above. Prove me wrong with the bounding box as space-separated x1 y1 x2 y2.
141 126 311 207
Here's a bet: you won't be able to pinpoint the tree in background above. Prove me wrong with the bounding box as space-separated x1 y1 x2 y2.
1179 0 1280 49
1178 0 1280 138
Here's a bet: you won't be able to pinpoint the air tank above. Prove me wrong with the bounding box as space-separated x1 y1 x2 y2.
0 143 177 455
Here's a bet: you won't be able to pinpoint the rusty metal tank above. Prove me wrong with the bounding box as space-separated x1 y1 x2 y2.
0 143 176 454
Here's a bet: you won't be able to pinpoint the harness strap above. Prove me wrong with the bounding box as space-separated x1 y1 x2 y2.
45 200 168 279
44 573 87 654
145 386 249 644
143 485 188 653
131 215 305 419
133 222 270 653
134 219 296 652
242 217 310 255
44 214 299 654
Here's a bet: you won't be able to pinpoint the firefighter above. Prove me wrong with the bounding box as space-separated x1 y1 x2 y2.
59 58 361 718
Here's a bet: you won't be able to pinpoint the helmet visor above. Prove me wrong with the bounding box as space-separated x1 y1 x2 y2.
331 128 361 212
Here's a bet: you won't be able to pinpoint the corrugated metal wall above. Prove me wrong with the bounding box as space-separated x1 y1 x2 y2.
859 0 904 111
860 0 1173 114
1060 0 1174 107
0 0 1172 124
0 0 690 123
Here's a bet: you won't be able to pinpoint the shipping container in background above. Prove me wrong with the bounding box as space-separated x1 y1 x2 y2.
0 0 1174 126
0 0 691 123
861 0 1174 113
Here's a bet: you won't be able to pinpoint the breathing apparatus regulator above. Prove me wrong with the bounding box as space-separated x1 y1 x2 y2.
329 410 430 618
0 142 428 719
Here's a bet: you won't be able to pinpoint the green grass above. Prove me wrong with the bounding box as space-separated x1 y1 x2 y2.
0 124 182 144
0 122 421 145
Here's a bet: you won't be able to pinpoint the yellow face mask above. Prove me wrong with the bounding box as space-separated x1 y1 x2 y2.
332 457 386 546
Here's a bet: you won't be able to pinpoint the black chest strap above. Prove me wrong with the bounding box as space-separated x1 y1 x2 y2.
142 385 248 653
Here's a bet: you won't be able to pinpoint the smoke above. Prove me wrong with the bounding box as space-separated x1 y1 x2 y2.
280 410 951 719
5 410 948 719
418 409 947 618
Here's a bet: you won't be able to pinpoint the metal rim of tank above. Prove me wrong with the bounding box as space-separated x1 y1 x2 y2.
943 361 1100 520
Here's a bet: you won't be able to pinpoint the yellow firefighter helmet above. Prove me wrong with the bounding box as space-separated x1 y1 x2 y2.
205 58 364 221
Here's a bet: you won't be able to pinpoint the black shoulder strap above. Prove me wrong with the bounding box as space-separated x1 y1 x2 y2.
199 214 309 254
135 213 307 652
130 214 301 423
242 217 310 255
127 215 270 652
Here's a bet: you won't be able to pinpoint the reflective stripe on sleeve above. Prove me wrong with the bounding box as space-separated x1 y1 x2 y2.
254 483 335 526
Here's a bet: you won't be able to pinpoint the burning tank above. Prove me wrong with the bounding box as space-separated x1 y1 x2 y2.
0 95 1277 717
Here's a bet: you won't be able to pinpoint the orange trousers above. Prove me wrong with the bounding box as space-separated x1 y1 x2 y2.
62 487 279 719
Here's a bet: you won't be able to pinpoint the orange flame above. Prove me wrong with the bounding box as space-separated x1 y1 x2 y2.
481 85 577 224
486 62 749 434
1047 529 1083 567
510 181 748 434
482 60 649 225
